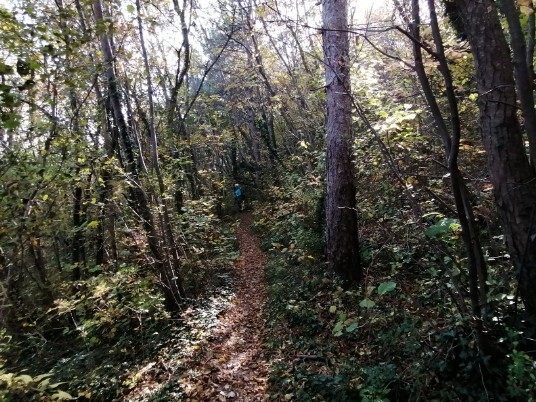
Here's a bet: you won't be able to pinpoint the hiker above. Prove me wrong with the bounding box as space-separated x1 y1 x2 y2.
234 183 244 211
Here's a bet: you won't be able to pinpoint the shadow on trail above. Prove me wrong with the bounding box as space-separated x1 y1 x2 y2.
120 212 269 401
177 212 269 401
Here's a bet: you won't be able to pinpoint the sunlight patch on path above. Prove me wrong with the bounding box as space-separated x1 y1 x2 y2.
179 212 269 401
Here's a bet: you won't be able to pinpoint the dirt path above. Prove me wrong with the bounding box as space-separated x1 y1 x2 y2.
181 212 269 401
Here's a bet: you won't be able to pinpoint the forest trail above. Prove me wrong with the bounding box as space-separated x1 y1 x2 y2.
180 212 269 401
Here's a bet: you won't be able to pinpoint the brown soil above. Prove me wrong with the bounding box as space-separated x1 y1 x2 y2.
181 212 269 401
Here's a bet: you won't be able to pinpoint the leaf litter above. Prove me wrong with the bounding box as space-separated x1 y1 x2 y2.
122 212 269 401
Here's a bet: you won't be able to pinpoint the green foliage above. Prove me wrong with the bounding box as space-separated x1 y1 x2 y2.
506 346 536 400
254 166 531 400
54 266 168 346
377 281 397 295
359 363 399 402
0 371 74 401
255 169 325 258
0 0 534 400
424 217 461 239
178 198 238 295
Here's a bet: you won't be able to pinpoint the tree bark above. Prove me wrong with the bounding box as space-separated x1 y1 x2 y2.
455 0 536 316
498 0 536 166
93 0 184 310
322 0 360 281
409 0 489 317
136 0 185 307
527 3 535 89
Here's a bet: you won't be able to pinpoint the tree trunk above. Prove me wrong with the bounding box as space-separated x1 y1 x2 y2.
408 0 488 326
498 0 536 166
29 237 53 304
322 0 360 281
455 0 536 315
55 0 88 280
527 3 535 89
95 79 118 266
93 0 184 309
136 0 185 307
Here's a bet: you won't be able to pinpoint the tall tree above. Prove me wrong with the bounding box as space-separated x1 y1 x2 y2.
135 0 186 304
389 0 489 349
92 0 185 310
454 0 536 316
322 0 360 281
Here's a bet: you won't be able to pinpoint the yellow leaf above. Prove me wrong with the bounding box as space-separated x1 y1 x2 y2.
33 373 51 382
37 377 50 391
518 0 532 6
520 5 534 14
15 374 33 385
42 194 49 201
51 390 75 400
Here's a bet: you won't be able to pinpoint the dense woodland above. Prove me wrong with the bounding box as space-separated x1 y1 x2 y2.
2 0 536 400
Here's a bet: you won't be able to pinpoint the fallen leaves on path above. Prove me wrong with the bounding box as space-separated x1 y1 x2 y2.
180 212 269 401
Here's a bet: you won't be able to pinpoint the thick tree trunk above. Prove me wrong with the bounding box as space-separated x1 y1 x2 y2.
499 0 536 166
455 0 536 315
322 0 360 281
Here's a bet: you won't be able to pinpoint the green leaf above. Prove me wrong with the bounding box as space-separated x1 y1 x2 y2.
37 377 51 391
329 305 337 313
424 218 459 237
127 4 135 12
86 221 99 229
0 62 13 75
377 281 397 295
332 322 344 336
346 323 359 333
2 114 20 129
359 299 376 308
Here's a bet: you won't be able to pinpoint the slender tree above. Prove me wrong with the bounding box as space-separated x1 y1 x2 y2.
454 0 536 316
92 0 185 310
135 0 185 306
322 0 360 281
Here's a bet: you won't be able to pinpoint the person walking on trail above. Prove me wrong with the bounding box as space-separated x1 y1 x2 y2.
234 183 245 211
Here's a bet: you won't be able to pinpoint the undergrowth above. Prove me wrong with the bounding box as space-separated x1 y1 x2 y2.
0 197 238 401
256 181 536 401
